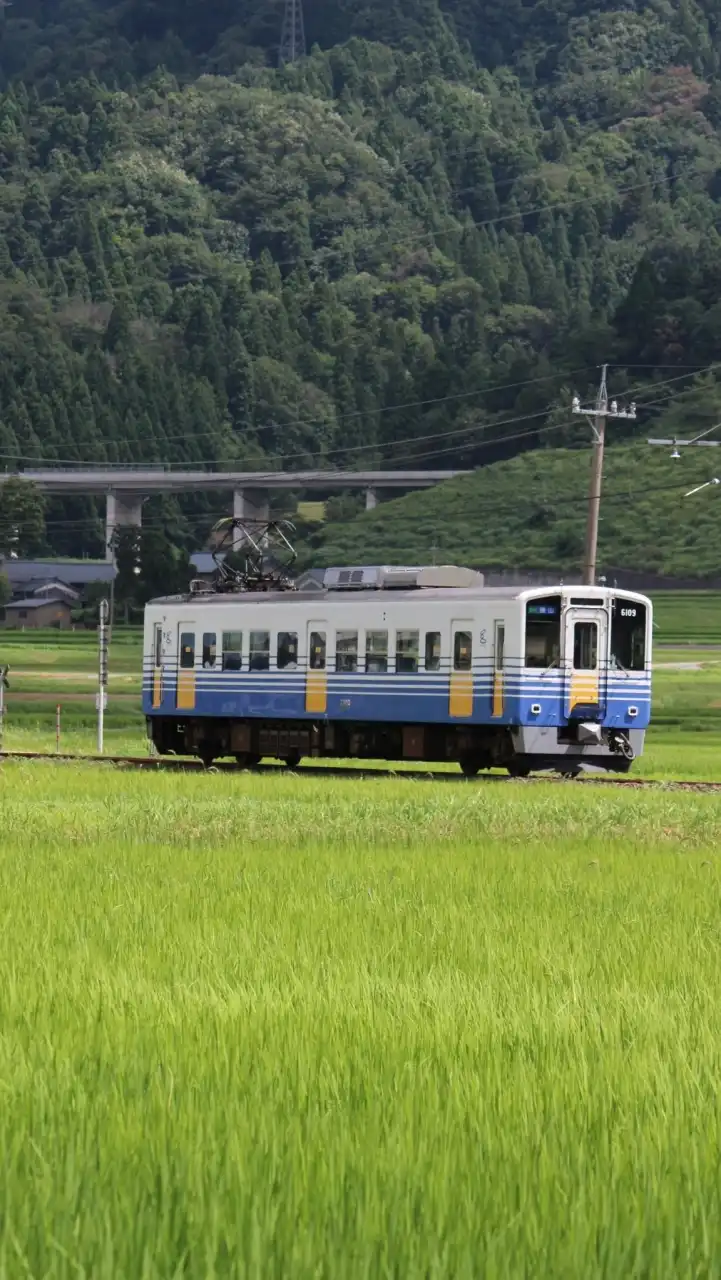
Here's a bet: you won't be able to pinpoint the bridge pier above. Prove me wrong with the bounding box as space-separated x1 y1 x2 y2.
106 491 144 562
233 488 270 550
365 487 378 511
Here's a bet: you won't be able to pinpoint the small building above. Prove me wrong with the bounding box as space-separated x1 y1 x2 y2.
2 559 115 601
3 595 73 630
21 580 80 605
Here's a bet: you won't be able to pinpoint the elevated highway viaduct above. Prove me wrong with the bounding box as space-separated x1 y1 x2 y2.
3 469 472 560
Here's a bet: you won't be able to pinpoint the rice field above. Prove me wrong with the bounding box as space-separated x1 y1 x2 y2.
2 621 721 1275
0 762 720 1277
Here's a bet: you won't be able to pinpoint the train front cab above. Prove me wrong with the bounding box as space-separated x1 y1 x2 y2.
514 589 651 773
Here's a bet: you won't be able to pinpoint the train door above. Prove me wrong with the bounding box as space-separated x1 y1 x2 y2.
492 620 504 717
176 625 196 711
449 620 473 718
564 606 608 718
305 621 327 714
152 623 163 709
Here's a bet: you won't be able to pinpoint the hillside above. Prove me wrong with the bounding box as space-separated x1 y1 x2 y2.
303 444 721 578
2 3 721 565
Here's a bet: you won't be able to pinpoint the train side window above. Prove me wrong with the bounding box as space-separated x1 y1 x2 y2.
396 630 419 673
249 630 270 672
453 631 472 672
154 625 162 668
277 632 298 670
222 631 243 672
179 633 195 669
336 630 358 673
309 632 326 671
425 631 441 671
365 630 388 673
494 622 505 671
202 632 217 669
573 622 598 671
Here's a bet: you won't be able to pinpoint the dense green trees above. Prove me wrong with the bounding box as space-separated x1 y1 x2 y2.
111 523 192 616
0 478 46 557
0 3 720 561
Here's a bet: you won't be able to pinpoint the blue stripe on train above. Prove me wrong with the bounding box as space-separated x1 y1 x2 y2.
142 671 650 728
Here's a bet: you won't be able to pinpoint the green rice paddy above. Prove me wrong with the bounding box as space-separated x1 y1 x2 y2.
1 766 721 1276
1 610 721 1275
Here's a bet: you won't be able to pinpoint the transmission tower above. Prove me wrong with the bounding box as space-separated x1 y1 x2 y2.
279 0 306 66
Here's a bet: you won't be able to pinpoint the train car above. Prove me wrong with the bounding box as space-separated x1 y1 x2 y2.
142 566 652 776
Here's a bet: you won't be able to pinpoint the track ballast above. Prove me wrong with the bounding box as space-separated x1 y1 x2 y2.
0 751 719 791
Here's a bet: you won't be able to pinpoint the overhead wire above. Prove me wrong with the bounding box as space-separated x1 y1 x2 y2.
0 366 597 466
0 121 714 533
3 355 719 472
28 378 721 539
7 162 679 281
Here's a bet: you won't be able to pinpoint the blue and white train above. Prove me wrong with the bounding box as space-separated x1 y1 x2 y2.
142 565 652 775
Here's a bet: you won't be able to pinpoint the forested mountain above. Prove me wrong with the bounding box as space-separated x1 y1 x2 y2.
306 443 721 578
2 0 721 562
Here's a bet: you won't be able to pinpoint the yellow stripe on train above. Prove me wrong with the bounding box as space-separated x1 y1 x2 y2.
569 672 599 711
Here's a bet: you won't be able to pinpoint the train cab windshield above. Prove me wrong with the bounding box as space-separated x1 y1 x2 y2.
524 595 562 668
610 598 647 670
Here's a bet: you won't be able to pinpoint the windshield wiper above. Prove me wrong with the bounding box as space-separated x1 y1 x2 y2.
539 658 559 677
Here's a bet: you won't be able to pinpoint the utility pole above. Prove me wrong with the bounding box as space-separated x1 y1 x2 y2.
279 0 306 66
572 366 636 585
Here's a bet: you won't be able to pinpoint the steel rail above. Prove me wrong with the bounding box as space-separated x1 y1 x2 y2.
1 751 720 790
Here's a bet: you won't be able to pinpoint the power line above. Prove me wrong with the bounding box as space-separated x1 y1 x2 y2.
8 167 676 284
368 377 716 469
23 374 718 533
2 356 715 472
245 174 676 273
0 368 597 466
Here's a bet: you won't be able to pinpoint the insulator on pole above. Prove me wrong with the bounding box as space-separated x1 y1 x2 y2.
279 0 306 65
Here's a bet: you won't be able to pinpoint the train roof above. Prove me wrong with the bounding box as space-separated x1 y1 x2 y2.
147 583 651 608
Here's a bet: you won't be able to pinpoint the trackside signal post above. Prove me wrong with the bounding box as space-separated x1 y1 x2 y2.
97 598 108 754
572 366 636 585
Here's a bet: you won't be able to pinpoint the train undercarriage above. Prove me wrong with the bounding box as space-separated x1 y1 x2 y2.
147 716 637 777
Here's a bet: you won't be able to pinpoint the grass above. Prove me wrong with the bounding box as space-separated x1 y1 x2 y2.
0 629 141 674
2 624 721 1273
0 631 144 730
1 765 721 1275
297 499 326 522
303 445 721 578
651 593 721 646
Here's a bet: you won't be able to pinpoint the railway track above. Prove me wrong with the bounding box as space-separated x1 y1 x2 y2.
1 750 721 791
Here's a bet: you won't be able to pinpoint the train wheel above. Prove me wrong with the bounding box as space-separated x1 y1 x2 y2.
235 752 249 768
199 749 215 769
507 762 530 778
460 755 481 778
284 750 302 770
246 754 262 768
